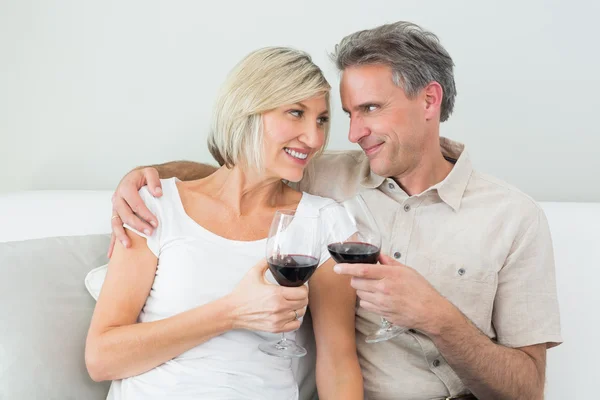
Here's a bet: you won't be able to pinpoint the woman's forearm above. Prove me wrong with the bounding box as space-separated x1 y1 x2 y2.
310 261 364 399
86 295 234 381
316 352 364 400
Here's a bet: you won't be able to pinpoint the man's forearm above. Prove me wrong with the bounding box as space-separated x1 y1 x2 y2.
141 161 218 181
428 303 545 400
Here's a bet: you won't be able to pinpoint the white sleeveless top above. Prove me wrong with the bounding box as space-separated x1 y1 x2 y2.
107 178 342 400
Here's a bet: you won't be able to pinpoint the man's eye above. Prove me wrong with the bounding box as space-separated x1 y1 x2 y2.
364 105 378 112
289 109 304 118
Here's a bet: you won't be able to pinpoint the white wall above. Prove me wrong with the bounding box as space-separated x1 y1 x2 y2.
1 0 598 201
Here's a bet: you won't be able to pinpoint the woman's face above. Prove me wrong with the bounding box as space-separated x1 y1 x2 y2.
261 94 329 182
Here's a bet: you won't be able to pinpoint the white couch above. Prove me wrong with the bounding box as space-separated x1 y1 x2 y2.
0 190 597 399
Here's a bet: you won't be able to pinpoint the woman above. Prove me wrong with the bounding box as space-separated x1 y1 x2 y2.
85 47 362 399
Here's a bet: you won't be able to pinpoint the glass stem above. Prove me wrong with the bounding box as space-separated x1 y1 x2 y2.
381 317 392 329
279 333 288 346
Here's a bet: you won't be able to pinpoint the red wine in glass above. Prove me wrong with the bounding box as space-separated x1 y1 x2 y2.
267 254 319 287
327 242 380 265
259 210 321 358
321 194 406 343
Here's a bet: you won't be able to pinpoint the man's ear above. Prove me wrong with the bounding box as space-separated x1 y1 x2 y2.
423 81 443 121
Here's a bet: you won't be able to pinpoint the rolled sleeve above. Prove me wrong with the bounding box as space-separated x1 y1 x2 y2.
493 206 562 349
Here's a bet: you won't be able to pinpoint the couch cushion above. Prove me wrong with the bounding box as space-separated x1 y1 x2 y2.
0 235 111 400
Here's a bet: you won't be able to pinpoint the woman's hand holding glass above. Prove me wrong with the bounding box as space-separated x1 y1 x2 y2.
259 210 321 358
227 259 309 334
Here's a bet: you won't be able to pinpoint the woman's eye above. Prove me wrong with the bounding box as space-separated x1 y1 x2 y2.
317 116 329 126
289 109 304 118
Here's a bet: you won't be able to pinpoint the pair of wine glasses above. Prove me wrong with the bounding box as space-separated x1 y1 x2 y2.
260 194 404 358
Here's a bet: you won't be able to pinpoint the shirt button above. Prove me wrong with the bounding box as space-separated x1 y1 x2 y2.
458 268 466 276
432 359 441 367
393 252 401 259
403 204 411 212
388 182 395 190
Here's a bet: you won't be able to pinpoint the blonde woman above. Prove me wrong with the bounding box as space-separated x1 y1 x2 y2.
85 47 362 400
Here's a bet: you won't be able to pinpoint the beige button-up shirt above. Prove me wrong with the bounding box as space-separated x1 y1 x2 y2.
298 138 562 400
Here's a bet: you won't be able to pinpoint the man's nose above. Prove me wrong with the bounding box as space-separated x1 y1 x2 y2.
348 116 370 143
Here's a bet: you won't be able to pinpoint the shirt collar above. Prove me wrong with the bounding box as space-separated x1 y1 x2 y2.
359 137 473 211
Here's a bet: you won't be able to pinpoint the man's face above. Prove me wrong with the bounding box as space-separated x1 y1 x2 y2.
340 64 429 178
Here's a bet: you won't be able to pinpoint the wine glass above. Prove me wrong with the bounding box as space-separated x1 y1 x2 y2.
258 210 321 358
321 193 405 343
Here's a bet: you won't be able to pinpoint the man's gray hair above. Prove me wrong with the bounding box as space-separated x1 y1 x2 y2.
332 21 456 122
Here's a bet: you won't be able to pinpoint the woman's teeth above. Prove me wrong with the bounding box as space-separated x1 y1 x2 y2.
284 148 308 160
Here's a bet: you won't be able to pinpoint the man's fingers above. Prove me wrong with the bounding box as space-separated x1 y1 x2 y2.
107 233 116 258
379 253 403 266
143 168 163 198
111 213 130 248
120 187 158 230
359 299 381 314
351 277 379 293
128 198 158 230
113 197 153 235
334 263 390 279
356 289 381 306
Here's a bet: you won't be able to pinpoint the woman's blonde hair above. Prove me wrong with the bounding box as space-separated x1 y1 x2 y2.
208 47 331 170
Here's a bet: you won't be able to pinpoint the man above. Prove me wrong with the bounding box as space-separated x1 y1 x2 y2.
110 22 561 399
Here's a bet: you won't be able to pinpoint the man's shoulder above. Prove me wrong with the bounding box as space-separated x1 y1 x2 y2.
468 170 543 220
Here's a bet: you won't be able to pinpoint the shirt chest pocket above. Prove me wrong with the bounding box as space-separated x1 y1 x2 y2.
425 256 498 333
